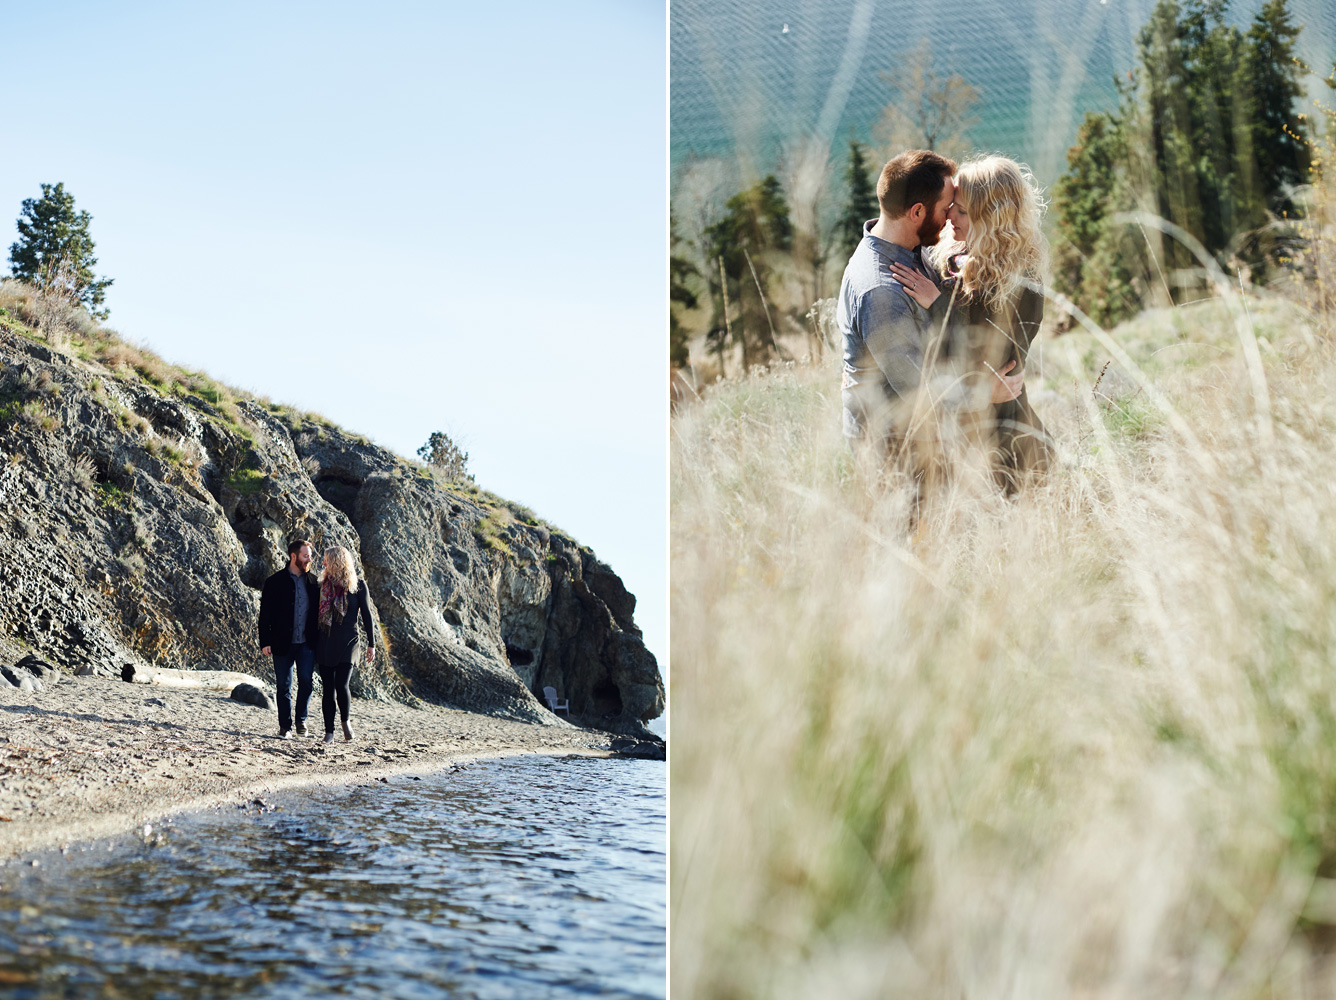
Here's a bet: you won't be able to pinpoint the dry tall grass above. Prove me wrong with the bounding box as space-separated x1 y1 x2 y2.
671 285 1336 997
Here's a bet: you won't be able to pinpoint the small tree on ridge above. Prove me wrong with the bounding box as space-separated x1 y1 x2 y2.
418 431 473 483
8 182 113 319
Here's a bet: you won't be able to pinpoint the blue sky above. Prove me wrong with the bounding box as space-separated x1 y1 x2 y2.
1 1 668 666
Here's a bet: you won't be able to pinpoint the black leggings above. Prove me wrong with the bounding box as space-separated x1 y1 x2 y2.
318 662 354 731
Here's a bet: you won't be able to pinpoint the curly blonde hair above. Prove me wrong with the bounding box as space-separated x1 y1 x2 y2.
932 155 1047 313
319 545 360 594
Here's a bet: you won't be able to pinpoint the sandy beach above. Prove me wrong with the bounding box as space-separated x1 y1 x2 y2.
0 674 612 860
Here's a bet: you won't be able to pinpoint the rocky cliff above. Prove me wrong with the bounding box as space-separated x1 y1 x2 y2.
0 319 664 738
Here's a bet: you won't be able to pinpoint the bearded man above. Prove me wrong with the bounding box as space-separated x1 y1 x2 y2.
257 538 320 738
838 148 1023 446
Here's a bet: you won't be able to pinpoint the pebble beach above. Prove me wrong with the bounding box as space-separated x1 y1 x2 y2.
0 674 610 860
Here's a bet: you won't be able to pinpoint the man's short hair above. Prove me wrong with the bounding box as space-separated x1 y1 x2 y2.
877 150 958 219
287 538 312 556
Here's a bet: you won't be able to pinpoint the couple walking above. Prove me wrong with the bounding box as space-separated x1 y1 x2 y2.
839 150 1051 499
257 540 376 743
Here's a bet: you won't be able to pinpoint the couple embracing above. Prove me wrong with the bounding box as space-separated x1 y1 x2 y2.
839 149 1051 501
257 540 376 743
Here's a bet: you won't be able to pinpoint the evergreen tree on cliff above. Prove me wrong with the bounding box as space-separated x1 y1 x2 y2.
8 182 113 319
418 431 473 483
837 139 879 259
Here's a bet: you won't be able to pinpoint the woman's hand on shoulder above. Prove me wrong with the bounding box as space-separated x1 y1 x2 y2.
888 262 940 310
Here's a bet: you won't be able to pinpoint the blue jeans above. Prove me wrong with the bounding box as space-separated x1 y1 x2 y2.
274 642 315 731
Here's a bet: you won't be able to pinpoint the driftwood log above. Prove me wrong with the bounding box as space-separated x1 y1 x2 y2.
120 664 264 694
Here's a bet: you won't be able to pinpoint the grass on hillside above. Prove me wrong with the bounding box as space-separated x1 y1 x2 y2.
0 280 569 539
0 278 321 439
671 278 1336 996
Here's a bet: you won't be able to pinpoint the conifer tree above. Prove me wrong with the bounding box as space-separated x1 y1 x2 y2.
837 140 879 259
417 432 472 482
703 175 793 367
1052 0 1310 324
1244 0 1310 214
8 182 113 319
670 214 700 368
1052 111 1130 323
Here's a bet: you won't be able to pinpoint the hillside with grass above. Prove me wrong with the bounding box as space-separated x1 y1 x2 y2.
671 247 1336 992
0 280 663 737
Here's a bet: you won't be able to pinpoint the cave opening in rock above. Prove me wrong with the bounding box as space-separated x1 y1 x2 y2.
504 643 533 666
229 513 270 589
590 677 623 717
313 473 362 522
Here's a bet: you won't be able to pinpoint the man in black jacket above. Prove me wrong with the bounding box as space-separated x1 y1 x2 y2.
257 538 321 738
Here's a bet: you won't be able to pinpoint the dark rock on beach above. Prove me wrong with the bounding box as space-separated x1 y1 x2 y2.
0 323 664 735
17 654 61 685
0 656 60 691
610 737 666 761
229 683 271 709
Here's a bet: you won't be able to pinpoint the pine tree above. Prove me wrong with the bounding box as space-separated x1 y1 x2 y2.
703 175 793 368
837 139 879 260
1052 0 1310 323
1136 0 1212 263
670 214 700 369
417 432 472 482
1245 0 1310 214
1135 0 1273 260
8 182 113 319
1052 111 1130 321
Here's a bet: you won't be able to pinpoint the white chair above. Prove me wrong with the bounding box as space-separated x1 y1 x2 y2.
542 686 570 715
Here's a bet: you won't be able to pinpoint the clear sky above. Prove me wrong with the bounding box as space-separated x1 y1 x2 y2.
0 1 668 667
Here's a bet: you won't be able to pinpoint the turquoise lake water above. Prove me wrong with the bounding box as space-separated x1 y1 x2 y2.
672 0 1336 187
0 754 665 999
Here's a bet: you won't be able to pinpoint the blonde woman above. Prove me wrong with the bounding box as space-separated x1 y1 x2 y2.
890 155 1052 492
315 545 376 743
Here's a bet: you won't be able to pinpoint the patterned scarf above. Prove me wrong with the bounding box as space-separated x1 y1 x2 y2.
319 579 348 630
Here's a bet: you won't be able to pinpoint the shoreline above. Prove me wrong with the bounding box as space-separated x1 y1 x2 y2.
0 675 615 861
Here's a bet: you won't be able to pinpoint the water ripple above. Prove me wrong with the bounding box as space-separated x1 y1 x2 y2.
0 755 665 999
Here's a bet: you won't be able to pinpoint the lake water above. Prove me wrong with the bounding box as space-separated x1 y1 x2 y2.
0 754 665 999
671 0 1336 186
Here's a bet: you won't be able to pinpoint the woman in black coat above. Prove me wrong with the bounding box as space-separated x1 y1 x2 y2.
315 545 376 743
889 155 1054 495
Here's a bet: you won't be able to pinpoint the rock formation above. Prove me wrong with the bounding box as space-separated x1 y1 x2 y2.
0 322 664 737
